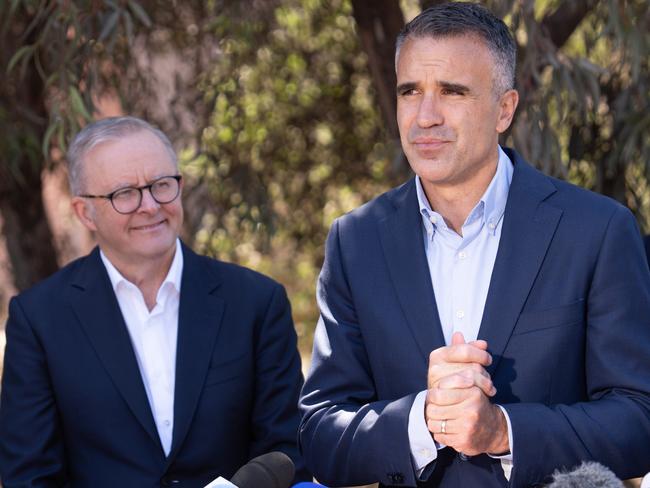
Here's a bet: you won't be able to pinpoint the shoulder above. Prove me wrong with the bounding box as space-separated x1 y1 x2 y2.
508 148 629 223
184 247 285 297
12 251 95 306
549 176 626 218
334 179 413 232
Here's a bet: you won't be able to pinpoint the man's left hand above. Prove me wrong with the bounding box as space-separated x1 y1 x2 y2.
425 371 510 456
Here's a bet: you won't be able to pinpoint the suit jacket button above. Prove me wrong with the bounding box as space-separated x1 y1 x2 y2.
387 472 404 484
161 476 180 486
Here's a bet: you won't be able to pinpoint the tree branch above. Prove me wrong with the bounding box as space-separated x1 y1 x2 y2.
541 0 597 49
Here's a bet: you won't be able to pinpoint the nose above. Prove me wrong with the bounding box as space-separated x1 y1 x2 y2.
138 187 160 214
416 93 443 128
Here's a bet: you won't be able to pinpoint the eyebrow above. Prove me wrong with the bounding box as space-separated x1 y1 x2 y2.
396 80 472 95
396 82 417 95
439 81 471 94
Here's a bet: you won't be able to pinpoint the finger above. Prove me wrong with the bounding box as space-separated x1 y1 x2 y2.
437 372 475 390
450 369 495 397
472 370 497 397
451 331 466 345
427 362 490 390
427 417 454 436
427 385 473 406
468 339 489 350
442 343 492 366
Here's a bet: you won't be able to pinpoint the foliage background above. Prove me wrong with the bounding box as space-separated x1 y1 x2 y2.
0 0 648 366
0 2 648 486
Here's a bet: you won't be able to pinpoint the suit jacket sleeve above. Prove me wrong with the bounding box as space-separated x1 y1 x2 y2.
505 205 650 486
299 219 420 487
0 297 69 488
250 282 311 482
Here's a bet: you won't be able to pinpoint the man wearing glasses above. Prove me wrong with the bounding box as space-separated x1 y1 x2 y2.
0 116 308 487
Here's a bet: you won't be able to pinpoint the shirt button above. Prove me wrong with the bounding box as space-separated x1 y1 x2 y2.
164 420 171 427
456 310 465 319
429 215 437 225
488 221 496 230
419 448 432 457
458 251 467 260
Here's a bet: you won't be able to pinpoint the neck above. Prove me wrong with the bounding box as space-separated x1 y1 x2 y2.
422 155 499 235
102 245 176 310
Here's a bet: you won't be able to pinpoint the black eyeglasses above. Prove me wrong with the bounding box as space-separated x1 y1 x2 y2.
79 175 182 214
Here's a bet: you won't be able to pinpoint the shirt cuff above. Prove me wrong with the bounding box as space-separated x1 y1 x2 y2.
408 390 442 473
488 405 514 480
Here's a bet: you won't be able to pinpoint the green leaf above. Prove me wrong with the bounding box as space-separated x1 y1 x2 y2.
99 10 120 42
7 44 35 74
128 0 152 28
124 11 134 41
42 120 60 158
69 86 92 121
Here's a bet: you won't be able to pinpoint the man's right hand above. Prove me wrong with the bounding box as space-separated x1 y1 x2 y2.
427 331 494 396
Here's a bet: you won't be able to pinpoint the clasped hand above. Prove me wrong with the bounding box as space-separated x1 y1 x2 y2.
425 332 509 456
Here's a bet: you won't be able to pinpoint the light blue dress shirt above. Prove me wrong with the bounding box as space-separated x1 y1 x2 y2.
407 146 514 478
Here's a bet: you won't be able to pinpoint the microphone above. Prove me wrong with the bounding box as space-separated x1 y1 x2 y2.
205 451 295 488
546 461 623 488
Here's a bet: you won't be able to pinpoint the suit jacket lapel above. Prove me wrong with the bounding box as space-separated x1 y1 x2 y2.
167 244 225 462
378 180 446 363
479 150 563 375
69 248 161 448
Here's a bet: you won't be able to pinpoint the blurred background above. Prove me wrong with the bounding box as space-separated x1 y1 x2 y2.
0 0 648 379
1 1 648 486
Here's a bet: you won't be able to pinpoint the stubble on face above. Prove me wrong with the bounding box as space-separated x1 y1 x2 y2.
80 130 183 272
395 35 505 196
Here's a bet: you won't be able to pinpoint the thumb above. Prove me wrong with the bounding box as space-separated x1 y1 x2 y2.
451 331 466 345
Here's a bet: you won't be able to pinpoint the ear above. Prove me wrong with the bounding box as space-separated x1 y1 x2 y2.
71 196 98 232
496 89 519 134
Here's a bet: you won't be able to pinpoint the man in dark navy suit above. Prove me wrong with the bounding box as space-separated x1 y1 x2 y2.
0 116 308 487
299 3 650 487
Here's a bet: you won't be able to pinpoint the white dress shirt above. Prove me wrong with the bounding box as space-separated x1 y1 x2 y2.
100 239 183 456
408 147 514 479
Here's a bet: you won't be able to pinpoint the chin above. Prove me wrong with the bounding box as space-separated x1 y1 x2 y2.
136 235 177 257
411 162 453 182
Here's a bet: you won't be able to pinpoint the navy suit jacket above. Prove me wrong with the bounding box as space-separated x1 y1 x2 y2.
299 149 650 488
0 243 307 487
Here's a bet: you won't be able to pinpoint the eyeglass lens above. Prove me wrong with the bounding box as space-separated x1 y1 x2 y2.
111 176 180 214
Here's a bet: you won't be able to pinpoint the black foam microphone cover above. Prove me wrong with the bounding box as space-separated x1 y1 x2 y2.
230 451 295 488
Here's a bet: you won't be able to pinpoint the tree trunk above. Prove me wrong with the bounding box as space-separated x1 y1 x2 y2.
0 165 59 291
0 7 59 291
350 0 404 142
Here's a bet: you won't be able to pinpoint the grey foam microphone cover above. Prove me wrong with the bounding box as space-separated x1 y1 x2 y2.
230 451 295 488
547 461 623 488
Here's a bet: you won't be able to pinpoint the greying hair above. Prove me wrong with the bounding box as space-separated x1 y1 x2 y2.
395 2 516 96
67 116 178 195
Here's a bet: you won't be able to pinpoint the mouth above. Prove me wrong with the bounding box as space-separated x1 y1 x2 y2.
411 139 451 156
412 138 450 146
132 219 166 231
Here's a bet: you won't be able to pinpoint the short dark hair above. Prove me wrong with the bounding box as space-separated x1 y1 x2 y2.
396 2 516 95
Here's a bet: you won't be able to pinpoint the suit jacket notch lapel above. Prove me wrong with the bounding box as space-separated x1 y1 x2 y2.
167 245 225 463
378 181 446 364
69 248 162 449
479 153 563 375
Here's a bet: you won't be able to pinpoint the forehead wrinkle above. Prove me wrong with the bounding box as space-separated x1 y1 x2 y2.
397 37 496 96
